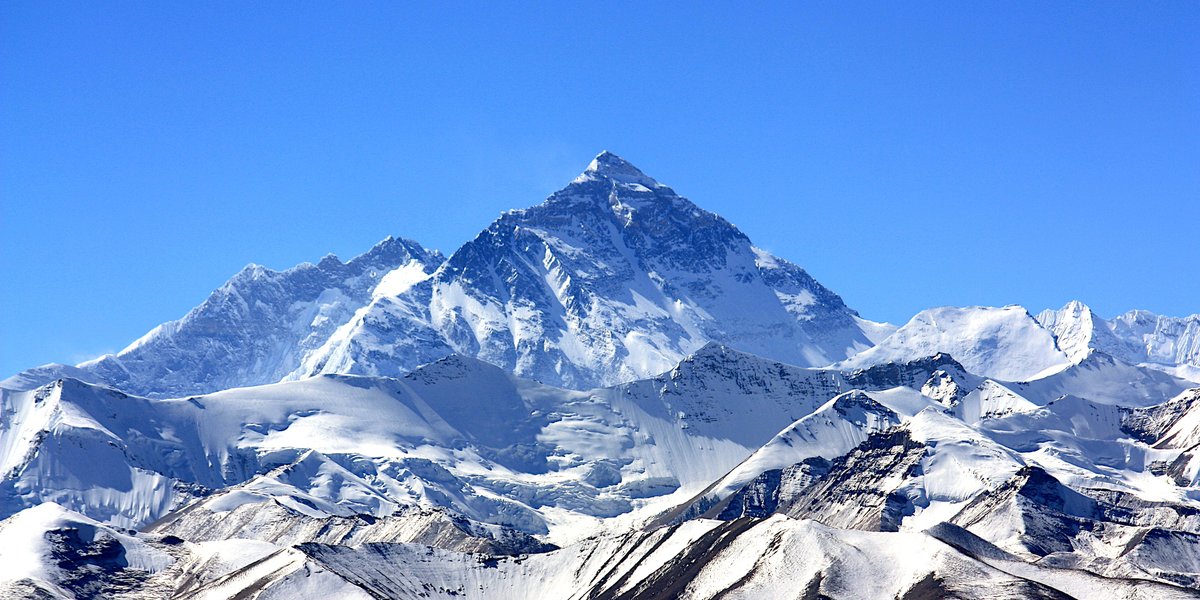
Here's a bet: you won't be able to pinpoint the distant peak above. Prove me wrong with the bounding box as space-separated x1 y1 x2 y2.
351 235 444 270
1062 299 1091 314
575 151 660 187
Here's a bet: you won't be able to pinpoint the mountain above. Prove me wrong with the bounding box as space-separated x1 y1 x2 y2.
7 150 1200 598
12 504 1190 599
1038 300 1200 377
837 305 1071 381
0 503 176 599
1110 309 1200 368
224 516 1193 599
3 237 444 398
0 345 869 546
3 151 881 397
840 303 1198 399
670 384 1200 590
6 342 1200 596
295 151 882 389
1036 300 1139 363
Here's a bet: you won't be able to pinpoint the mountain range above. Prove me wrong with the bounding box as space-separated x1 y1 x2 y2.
3 152 1200 599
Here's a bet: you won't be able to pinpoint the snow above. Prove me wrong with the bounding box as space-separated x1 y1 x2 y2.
954 379 1039 423
373 259 434 298
1007 349 1192 407
700 392 897 503
187 546 308 600
868 386 944 417
1145 362 1200 384
294 151 876 390
258 564 376 600
853 315 899 345
0 504 68 587
1038 300 1200 371
839 305 1072 381
5 151 1200 596
0 348 856 546
0 502 173 590
904 409 1024 506
206 490 266 513
1149 389 1200 450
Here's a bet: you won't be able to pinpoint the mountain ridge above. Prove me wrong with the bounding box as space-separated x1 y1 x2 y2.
4 151 1200 598
292 151 880 389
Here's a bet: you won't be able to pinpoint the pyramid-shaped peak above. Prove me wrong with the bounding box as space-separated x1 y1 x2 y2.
577 151 661 187
1046 300 1108 325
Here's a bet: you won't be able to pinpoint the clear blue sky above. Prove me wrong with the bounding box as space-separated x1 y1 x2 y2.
2 3 1197 376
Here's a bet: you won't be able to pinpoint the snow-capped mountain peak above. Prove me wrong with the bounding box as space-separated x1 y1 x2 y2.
1035 300 1133 364
837 305 1072 382
296 151 876 389
573 150 662 188
1037 300 1200 376
2 152 881 397
2 236 444 398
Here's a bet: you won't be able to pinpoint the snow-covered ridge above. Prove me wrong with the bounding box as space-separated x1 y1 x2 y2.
840 301 1200 387
0 345 873 545
3 343 1200 595
2 151 1200 597
1038 300 1200 373
837 305 1072 381
3 236 444 398
4 151 879 398
14 338 1183 546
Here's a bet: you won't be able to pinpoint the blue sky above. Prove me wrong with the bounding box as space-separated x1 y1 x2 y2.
2 3 1197 376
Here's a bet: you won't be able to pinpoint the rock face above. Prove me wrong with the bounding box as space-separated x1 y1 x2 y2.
296 151 878 389
948 465 1200 587
779 428 928 531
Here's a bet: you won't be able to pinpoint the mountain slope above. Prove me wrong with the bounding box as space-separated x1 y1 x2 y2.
0 502 176 599
838 305 1071 381
1007 349 1192 407
298 151 878 389
116 513 1196 600
3 237 443 398
0 345 863 546
1038 301 1200 373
